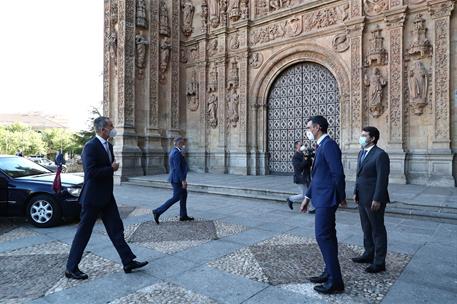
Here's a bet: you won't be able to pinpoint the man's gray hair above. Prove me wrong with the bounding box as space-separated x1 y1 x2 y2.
94 116 110 132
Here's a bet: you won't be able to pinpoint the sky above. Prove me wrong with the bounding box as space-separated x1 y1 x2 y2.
0 0 104 130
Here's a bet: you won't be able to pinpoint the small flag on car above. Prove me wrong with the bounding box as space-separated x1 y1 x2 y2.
52 166 62 193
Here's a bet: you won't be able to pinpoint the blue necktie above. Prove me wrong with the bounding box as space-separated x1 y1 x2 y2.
361 150 368 163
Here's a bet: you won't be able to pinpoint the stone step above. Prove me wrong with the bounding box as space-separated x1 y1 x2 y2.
124 177 457 224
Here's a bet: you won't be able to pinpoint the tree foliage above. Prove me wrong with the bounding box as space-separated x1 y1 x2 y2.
0 124 48 155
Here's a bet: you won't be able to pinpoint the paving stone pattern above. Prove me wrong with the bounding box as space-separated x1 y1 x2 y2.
208 234 411 304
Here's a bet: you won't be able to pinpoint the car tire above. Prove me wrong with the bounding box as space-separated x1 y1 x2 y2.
26 195 62 228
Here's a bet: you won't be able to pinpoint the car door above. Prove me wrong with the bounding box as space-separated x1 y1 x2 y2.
0 173 8 216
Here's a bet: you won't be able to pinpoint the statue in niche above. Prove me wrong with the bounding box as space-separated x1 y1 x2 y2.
230 32 240 49
136 0 148 29
364 68 387 118
208 93 218 128
408 61 428 115
109 30 118 72
207 39 218 56
182 0 195 37
208 63 218 92
227 86 239 127
366 25 387 66
240 0 249 19
408 14 432 58
227 57 239 88
159 0 170 36
135 32 149 79
160 37 171 82
220 0 228 26
201 0 209 32
208 0 220 27
187 69 199 111
228 0 241 22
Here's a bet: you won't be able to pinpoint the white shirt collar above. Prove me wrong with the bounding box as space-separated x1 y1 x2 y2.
96 135 108 145
364 144 376 153
316 133 329 145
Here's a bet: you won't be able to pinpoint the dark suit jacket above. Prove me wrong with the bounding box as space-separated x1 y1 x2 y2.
167 147 188 184
353 145 390 205
305 136 346 208
79 137 115 208
292 151 309 184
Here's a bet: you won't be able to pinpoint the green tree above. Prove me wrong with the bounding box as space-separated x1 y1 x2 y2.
0 123 47 156
41 128 75 155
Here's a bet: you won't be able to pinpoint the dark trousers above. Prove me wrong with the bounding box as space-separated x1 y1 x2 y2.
358 202 387 266
154 182 188 217
66 200 136 271
315 206 343 285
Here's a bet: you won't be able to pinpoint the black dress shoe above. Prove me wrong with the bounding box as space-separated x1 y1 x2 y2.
287 198 293 210
309 272 328 284
153 210 160 225
124 260 149 273
314 282 345 294
308 209 316 214
65 268 88 280
179 216 194 221
365 264 386 273
352 255 373 264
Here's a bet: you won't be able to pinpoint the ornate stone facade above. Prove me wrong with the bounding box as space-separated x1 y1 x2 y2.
105 0 457 186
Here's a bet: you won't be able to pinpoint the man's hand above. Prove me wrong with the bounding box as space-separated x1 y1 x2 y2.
371 201 381 212
353 194 359 204
182 181 188 189
300 197 310 213
111 162 119 172
340 199 347 208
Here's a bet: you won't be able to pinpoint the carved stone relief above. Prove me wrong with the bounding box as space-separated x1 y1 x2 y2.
207 39 219 57
228 0 241 22
366 25 387 66
159 0 170 36
240 0 249 19
227 86 240 127
159 37 171 82
135 32 149 79
187 69 199 111
285 16 303 37
363 0 388 17
182 0 195 37
180 48 188 63
227 57 239 88
201 0 209 33
248 52 263 69
209 0 220 27
408 14 432 58
332 32 350 52
188 44 199 62
255 0 297 17
364 67 387 118
208 63 218 92
229 32 240 49
304 4 348 31
408 61 429 115
136 0 148 29
208 93 218 128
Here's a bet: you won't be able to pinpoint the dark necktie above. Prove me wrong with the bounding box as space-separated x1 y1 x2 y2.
361 149 368 163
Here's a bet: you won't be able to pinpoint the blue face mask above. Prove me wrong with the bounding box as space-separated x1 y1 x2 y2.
359 136 368 148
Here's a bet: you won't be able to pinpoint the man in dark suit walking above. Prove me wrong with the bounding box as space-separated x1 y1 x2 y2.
300 115 346 294
153 137 194 224
286 140 313 212
65 117 148 280
352 126 390 273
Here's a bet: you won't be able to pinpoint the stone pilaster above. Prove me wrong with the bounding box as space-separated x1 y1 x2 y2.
385 6 407 184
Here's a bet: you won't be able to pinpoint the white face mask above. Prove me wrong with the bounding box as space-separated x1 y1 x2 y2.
108 128 117 138
300 145 306 152
359 136 369 148
306 130 315 141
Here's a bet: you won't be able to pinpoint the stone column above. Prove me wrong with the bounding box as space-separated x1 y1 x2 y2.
212 54 227 173
144 0 166 174
113 0 143 183
385 6 407 183
427 0 455 186
103 0 112 117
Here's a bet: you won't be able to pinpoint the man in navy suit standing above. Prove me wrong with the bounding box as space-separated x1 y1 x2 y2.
153 137 194 224
65 117 148 280
300 115 346 294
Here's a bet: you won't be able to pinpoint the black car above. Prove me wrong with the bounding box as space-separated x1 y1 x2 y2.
0 155 83 227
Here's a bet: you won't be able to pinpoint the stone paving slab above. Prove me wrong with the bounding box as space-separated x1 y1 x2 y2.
208 234 411 304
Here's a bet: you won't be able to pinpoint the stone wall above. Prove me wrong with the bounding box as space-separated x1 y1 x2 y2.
105 0 457 186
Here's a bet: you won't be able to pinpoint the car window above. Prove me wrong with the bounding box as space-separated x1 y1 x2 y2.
0 157 51 178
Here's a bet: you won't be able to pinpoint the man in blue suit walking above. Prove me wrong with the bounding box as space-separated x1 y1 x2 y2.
300 115 346 294
153 137 194 224
65 117 148 280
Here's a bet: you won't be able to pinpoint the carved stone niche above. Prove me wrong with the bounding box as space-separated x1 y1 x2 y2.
366 25 387 66
364 67 387 118
186 69 199 111
408 61 429 115
227 57 239 89
408 14 432 58
208 62 218 92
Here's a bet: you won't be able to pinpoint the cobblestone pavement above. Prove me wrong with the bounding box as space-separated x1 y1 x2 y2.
0 184 456 304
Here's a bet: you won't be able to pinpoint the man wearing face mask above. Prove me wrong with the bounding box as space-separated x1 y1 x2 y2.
286 140 314 212
152 137 194 224
352 126 390 273
66 117 148 280
300 115 346 294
